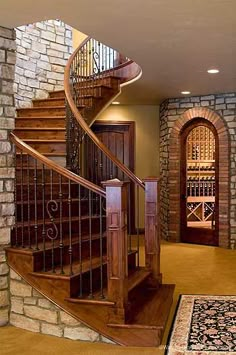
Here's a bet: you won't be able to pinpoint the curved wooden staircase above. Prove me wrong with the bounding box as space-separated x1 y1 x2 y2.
6 37 174 347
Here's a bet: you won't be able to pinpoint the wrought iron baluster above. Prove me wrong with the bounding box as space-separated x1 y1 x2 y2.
20 151 24 248
59 175 64 274
99 195 104 299
34 159 39 250
41 164 46 271
14 148 18 247
50 170 55 272
85 41 88 106
27 155 31 248
68 179 73 275
136 185 140 267
46 177 58 274
78 184 83 297
128 183 132 252
88 190 93 298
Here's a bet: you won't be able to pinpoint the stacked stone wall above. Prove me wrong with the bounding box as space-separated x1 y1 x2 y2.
160 93 236 248
9 269 113 343
14 20 73 108
0 26 16 326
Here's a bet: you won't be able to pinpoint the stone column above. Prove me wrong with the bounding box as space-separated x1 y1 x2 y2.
0 26 16 326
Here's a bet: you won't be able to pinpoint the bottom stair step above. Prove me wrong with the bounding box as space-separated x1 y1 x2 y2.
108 284 175 346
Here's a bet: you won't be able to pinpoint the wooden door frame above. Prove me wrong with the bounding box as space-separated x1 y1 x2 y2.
91 120 136 233
180 118 219 245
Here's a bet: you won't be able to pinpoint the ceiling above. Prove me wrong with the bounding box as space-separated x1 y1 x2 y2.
1 0 236 104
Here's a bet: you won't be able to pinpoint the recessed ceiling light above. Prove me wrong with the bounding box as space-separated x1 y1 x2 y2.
207 69 219 74
181 91 191 95
112 101 120 105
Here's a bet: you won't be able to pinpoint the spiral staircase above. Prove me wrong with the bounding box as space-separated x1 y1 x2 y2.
6 37 174 347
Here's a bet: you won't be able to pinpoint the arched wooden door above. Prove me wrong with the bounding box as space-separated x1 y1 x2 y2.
180 118 219 246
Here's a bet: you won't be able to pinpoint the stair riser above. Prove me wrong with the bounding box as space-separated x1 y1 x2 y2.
16 199 101 220
33 98 65 107
15 118 66 128
34 238 107 273
76 77 119 90
15 168 70 183
17 107 66 117
15 130 65 140
49 91 65 98
70 266 108 298
22 142 66 153
78 96 101 108
48 83 113 99
11 218 106 247
16 183 82 199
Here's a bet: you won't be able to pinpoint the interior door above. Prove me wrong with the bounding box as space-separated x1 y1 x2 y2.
180 120 218 246
85 121 135 232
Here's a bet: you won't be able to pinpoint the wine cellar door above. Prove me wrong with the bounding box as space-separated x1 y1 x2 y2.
181 124 218 246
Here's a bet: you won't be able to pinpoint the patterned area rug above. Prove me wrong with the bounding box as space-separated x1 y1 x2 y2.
166 295 236 355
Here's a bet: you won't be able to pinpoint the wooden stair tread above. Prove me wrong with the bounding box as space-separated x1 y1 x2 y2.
15 212 104 223
128 268 151 292
129 284 175 327
65 295 115 307
49 83 113 96
31 255 107 279
56 255 107 275
16 116 66 119
8 232 106 254
108 284 174 329
79 94 102 99
15 128 65 131
17 106 66 110
16 152 66 156
33 98 65 102
22 139 65 142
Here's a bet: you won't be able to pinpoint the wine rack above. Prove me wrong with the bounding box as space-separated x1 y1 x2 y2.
186 126 215 228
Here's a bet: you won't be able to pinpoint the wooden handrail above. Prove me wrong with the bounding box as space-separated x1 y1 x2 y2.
10 132 106 198
64 37 145 190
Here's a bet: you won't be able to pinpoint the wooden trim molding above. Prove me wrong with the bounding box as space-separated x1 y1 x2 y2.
168 107 230 248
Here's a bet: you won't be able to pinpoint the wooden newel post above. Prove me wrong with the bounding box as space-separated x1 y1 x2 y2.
143 177 162 286
102 179 128 323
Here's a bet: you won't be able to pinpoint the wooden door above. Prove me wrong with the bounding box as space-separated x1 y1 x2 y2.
180 119 219 246
85 121 135 232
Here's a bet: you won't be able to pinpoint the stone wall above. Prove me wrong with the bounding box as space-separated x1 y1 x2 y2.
0 26 16 326
14 20 73 108
9 268 113 343
160 93 236 248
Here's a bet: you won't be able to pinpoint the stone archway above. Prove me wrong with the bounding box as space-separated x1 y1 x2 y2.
168 107 230 248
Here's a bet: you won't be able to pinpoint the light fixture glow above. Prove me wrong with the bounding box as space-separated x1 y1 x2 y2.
207 69 219 74
181 91 191 95
112 101 120 105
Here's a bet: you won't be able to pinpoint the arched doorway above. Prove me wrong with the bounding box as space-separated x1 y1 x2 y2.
168 107 230 248
180 118 219 246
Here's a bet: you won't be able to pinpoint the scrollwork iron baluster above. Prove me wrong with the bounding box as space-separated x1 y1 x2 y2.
46 199 59 273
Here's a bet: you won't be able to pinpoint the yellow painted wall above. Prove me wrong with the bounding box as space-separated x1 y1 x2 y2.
97 105 160 228
72 29 88 49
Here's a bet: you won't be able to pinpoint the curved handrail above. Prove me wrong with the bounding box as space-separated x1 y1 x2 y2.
10 132 106 198
64 37 144 189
